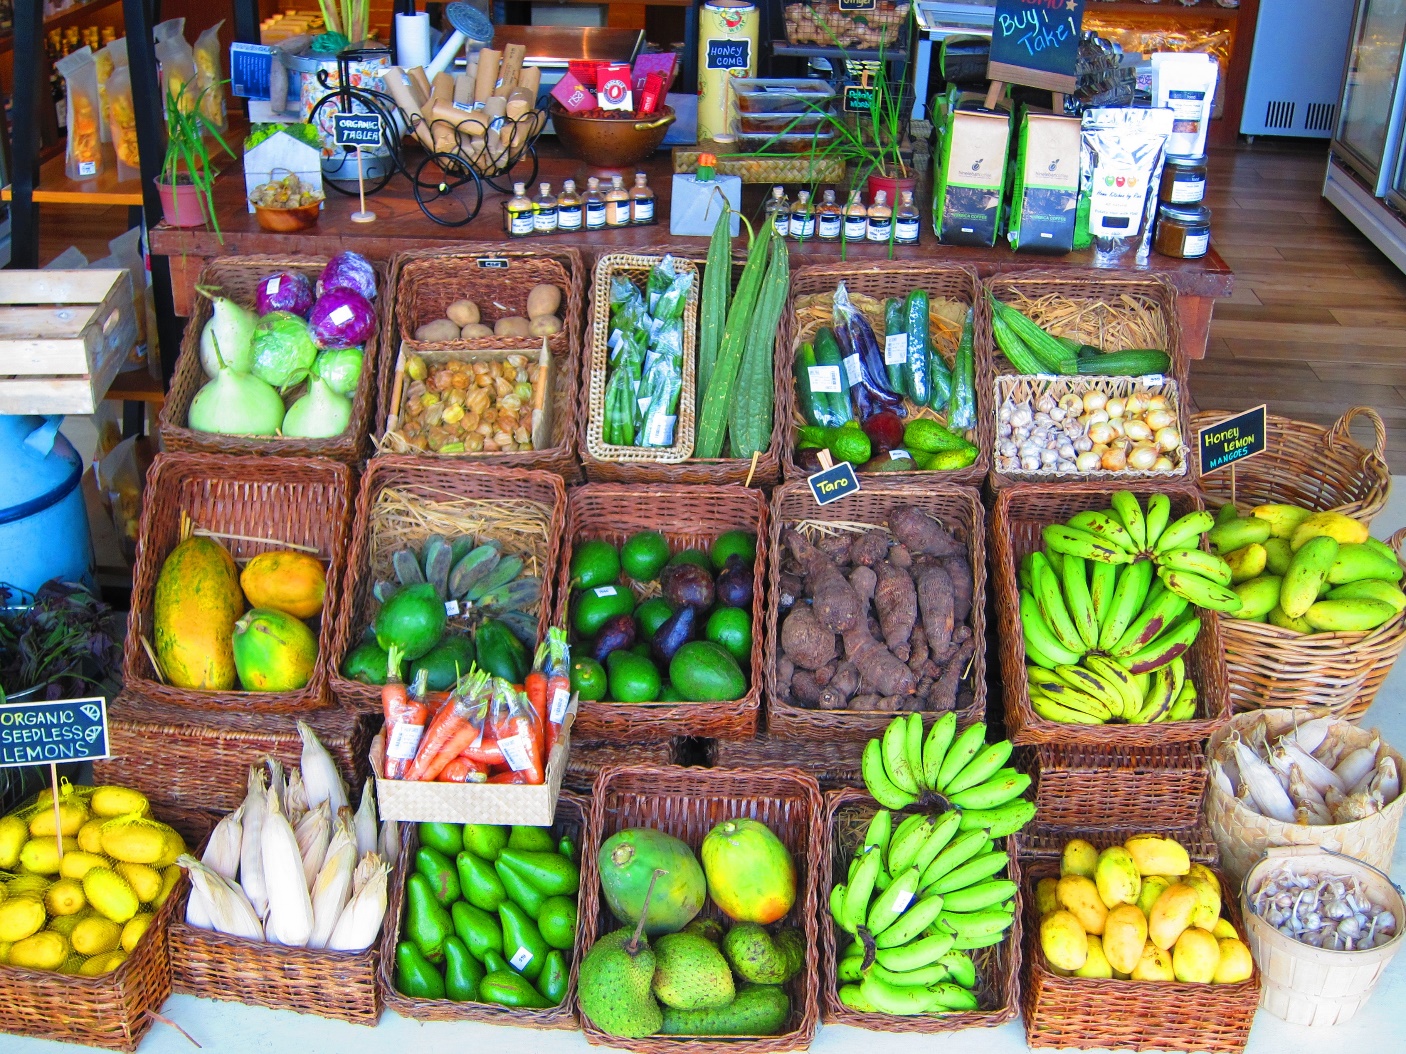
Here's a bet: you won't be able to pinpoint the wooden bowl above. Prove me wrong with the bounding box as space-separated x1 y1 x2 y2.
253 200 322 232
550 104 675 168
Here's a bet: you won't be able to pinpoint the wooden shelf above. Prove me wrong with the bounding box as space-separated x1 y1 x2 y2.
3 142 143 206
0 0 123 56
105 363 164 406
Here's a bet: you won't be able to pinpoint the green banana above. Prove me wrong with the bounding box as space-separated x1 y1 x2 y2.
1110 491 1147 551
1154 510 1216 554
1143 493 1172 549
1157 546 1233 586
948 771 1030 811
1053 664 1124 718
1027 668 1113 720
874 893 948 949
868 866 922 934
839 984 876 1012
838 954 864 983
929 850 1009 896
1031 689 1106 725
1088 560 1120 628
1024 634 1067 671
843 846 883 932
1061 554 1100 650
830 884 848 925
860 973 952 1013
864 739 917 809
873 930 956 972
869 959 952 989
957 800 1036 838
940 878 1020 914
951 929 1009 951
1019 551 1035 593
921 830 990 888
882 717 921 795
1031 553 1087 655
890 812 930 852
1111 588 1190 657
904 713 925 795
1083 655 1144 718
1068 510 1138 554
1165 679 1198 721
1098 559 1155 651
1117 614 1202 674
943 741 1013 796
887 818 936 875
921 712 957 790
1043 525 1133 565
1046 548 1065 577
1159 568 1244 612
935 722 988 792
863 810 893 858
912 811 962 875
1131 664 1176 723
938 950 977 989
1021 591 1083 666
937 905 1015 941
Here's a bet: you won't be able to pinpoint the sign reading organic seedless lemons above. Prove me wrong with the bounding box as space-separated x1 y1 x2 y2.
0 696 109 766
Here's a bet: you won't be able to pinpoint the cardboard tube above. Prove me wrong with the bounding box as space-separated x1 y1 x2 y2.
454 72 473 106
383 68 436 151
474 48 500 104
433 100 486 136
517 65 540 100
495 43 525 97
483 95 506 120
407 66 432 102
462 53 480 104
429 71 454 109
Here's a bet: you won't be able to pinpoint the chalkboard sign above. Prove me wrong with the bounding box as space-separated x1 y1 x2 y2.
1198 405 1267 475
843 85 875 113
334 113 383 148
987 0 1084 94
837 0 876 10
808 461 861 506
706 39 751 71
0 696 109 768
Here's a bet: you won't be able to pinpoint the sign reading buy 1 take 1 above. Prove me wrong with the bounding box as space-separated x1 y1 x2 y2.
988 0 1085 94
1198 405 1267 475
0 696 109 767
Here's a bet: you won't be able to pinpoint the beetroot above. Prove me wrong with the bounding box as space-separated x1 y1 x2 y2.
862 411 905 453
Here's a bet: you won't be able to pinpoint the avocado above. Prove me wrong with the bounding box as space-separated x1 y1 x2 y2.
652 932 734 1010
375 583 447 660
660 983 790 1036
342 639 404 685
409 634 475 692
634 597 675 641
606 650 661 702
667 548 712 571
571 539 621 590
574 584 636 638
709 530 757 570
669 641 746 702
621 531 670 582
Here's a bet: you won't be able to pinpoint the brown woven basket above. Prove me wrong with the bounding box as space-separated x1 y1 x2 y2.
169 882 381 1024
1020 850 1259 1051
554 483 768 741
93 694 375 814
378 245 583 480
120 452 353 716
578 765 823 1054
777 261 988 487
820 787 1023 1032
1191 406 1390 524
990 482 1231 747
376 791 588 1027
1215 529 1406 720
1020 742 1209 830
565 739 678 792
983 271 1187 489
327 458 566 713
159 254 384 463
1018 819 1220 863
714 735 864 790
765 479 988 741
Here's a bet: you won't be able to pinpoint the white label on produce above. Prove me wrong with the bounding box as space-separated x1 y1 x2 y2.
385 722 424 761
330 304 355 325
809 365 843 393
444 599 460 617
550 687 572 724
643 414 677 447
884 333 908 365
510 946 535 971
593 586 618 598
842 353 862 387
498 734 533 772
892 889 913 913
888 449 912 460
265 276 281 298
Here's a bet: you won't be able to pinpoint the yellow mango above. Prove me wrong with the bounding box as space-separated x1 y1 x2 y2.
121 913 152 953
0 895 46 942
79 949 127 975
100 817 168 865
1131 940 1175 982
89 786 149 820
1251 503 1312 539
1291 511 1369 551
1213 938 1254 984
19 836 78 874
1057 875 1108 936
1073 934 1113 979
1211 918 1239 941
0 815 28 869
1102 904 1149 975
9 930 68 970
1035 877 1060 916
1148 883 1200 950
76 819 106 855
82 867 139 924
1095 847 1141 909
28 801 88 838
115 862 162 904
43 877 85 916
72 914 121 956
1173 926 1221 983
1136 876 1171 918
1123 835 1190 878
1040 910 1089 972
1184 870 1222 932
1060 839 1098 879
151 865 181 910
58 851 109 881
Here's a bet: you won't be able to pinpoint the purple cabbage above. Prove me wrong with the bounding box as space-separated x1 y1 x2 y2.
308 289 376 350
317 251 377 302
255 270 315 317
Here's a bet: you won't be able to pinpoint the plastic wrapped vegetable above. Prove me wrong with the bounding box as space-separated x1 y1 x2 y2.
251 311 319 389
649 263 692 325
636 357 682 448
834 284 904 421
257 271 315 317
314 347 364 396
308 289 376 350
317 251 378 301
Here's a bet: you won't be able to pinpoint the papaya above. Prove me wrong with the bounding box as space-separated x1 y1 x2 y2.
700 818 796 924
231 609 319 691
240 550 327 619
153 536 244 690
598 828 706 935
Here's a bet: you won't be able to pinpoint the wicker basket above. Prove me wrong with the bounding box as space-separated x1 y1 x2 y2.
1018 819 1220 863
1191 406 1390 525
555 483 768 741
1020 742 1209 830
578 765 823 1054
1215 529 1406 720
120 453 353 716
778 261 988 487
821 787 1022 1032
765 479 987 741
159 254 383 463
1206 710 1406 885
1020 838 1259 1052
378 245 583 480
327 458 566 713
565 739 678 792
984 272 1187 489
714 736 864 790
93 694 375 814
784 0 909 47
169 882 381 1024
377 792 587 1027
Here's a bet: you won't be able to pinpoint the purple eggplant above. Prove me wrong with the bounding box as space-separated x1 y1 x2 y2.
592 614 637 663
652 605 698 665
835 318 905 421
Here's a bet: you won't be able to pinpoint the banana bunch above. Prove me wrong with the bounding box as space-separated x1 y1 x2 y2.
830 805 1018 1015
862 714 1036 837
1027 657 1197 725
375 534 541 638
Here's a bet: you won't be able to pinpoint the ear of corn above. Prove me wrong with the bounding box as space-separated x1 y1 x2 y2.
353 780 378 859
260 786 314 947
308 822 357 949
299 720 349 815
295 801 332 890
326 853 390 952
240 767 270 919
181 856 264 941
203 803 243 880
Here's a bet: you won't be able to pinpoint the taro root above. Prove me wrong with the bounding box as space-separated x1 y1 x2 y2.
944 554 973 626
842 613 917 698
778 571 805 614
661 562 715 610
917 564 955 655
874 562 918 651
791 669 825 707
889 505 964 558
785 529 861 632
849 529 890 568
780 605 837 671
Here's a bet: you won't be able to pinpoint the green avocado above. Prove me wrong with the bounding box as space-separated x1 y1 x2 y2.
634 596 676 641
606 649 661 702
667 548 712 571
574 583 636 638
709 530 757 570
409 634 475 692
571 538 621 590
669 641 746 702
621 531 670 582
375 583 447 660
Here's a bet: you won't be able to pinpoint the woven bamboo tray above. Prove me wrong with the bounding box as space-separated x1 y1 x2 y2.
376 791 587 1027
714 735 865 790
159 254 383 463
578 765 823 1054
169 881 381 1024
765 479 987 741
990 482 1230 747
1191 406 1390 524
778 261 988 488
378 245 583 480
327 458 566 714
120 452 353 716
1020 849 1259 1052
983 271 1187 489
554 483 768 741
820 787 1022 1033
93 694 374 814
1019 742 1209 830
564 739 678 792
1214 529 1406 720
1206 709 1406 885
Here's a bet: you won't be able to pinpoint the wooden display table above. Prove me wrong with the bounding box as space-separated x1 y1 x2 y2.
149 144 1233 358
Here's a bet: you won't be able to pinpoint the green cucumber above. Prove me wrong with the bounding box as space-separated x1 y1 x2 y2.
883 297 906 392
1075 349 1172 376
813 327 853 426
904 289 931 405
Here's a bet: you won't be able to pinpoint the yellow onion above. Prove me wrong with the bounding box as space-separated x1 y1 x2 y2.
1087 421 1114 445
1105 396 1127 419
1128 443 1159 471
1153 455 1176 471
1082 390 1108 412
1101 445 1128 471
1075 451 1102 473
1145 409 1176 431
1125 392 1150 416
1147 394 1169 411
1124 419 1153 443
1156 426 1182 452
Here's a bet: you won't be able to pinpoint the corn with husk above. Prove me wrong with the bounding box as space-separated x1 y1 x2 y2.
327 853 390 952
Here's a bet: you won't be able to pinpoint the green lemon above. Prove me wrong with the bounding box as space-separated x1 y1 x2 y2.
606 650 661 702
710 530 757 570
621 530 670 582
569 657 608 701
570 538 620 590
705 606 753 664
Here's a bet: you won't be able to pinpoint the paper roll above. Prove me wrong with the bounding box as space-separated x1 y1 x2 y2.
495 44 526 97
518 65 541 100
383 67 435 151
395 13 431 69
407 66 432 103
429 71 454 109
454 72 473 106
463 54 480 105
474 48 501 104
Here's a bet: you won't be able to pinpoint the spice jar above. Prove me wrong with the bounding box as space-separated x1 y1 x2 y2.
1159 154 1207 205
1154 204 1212 259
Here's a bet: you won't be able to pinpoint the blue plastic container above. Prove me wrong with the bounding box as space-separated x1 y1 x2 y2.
0 415 95 596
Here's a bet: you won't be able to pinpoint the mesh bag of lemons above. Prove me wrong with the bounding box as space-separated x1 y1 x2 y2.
0 782 186 976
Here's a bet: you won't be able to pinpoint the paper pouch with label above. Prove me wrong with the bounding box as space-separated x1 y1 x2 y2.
1007 113 1080 254
935 109 1010 247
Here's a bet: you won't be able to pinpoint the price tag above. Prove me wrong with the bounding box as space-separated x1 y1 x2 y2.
265 275 282 298
807 461 861 507
593 585 619 598
887 449 912 460
510 946 535 971
809 364 843 393
444 599 460 617
499 734 533 772
477 258 510 270
643 414 677 447
549 688 572 724
884 333 908 365
891 889 913 913
0 696 109 767
1198 404 1266 475
842 353 862 387
385 722 424 761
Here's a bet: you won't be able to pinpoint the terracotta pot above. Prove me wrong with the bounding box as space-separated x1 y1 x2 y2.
157 180 206 228
550 104 675 168
866 171 917 205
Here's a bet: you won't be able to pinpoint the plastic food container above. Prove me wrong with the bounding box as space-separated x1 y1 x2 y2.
736 128 837 153
737 110 833 134
731 77 836 113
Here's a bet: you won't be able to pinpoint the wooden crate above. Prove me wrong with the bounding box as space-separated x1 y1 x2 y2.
0 269 137 414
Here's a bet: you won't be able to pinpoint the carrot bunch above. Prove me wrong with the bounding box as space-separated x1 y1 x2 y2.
526 626 573 757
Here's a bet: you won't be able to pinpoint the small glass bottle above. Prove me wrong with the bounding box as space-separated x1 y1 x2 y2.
605 174 630 227
894 190 920 245
506 181 534 238
533 182 558 234
789 190 815 240
843 190 867 241
584 176 606 230
629 172 655 224
816 188 842 240
766 186 790 238
866 190 892 242
557 179 583 231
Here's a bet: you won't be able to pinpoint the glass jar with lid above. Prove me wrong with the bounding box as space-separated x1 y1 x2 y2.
1159 154 1207 205
1154 204 1212 259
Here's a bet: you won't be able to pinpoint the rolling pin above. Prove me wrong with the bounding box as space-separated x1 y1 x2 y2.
494 43 526 97
474 48 501 105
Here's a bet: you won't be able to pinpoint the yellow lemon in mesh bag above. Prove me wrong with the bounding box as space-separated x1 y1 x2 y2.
0 814 28 868
19 836 78 874
77 818 106 855
29 800 88 838
99 815 169 865
89 786 149 819
0 895 46 942
121 913 152 952
80 949 127 975
72 914 122 956
154 828 186 869
9 930 69 971
115 863 162 904
83 867 139 924
47 909 89 937
151 866 181 910
44 877 86 916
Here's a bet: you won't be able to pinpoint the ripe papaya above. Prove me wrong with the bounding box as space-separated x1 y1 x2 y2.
153 536 244 690
240 550 327 618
